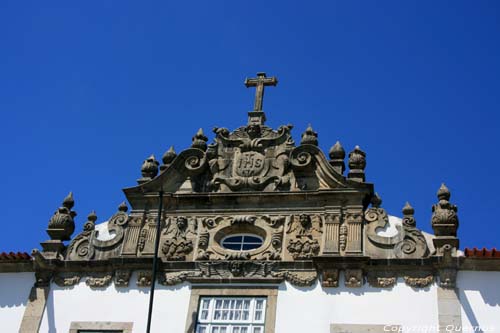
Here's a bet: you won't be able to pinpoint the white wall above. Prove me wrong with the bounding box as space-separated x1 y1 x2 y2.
276 278 439 333
459 271 500 332
0 272 35 333
39 272 192 333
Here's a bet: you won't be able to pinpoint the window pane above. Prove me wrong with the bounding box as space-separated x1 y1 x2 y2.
243 236 261 243
241 328 248 333
200 310 209 320
215 300 223 309
254 310 262 321
253 327 262 333
255 300 264 310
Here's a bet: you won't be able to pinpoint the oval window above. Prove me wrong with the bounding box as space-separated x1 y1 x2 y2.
221 234 263 251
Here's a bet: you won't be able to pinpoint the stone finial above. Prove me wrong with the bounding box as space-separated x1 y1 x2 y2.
329 141 346 174
300 125 318 146
118 201 128 212
160 146 177 171
138 154 159 184
191 128 208 151
348 145 366 182
371 193 382 208
431 183 459 253
47 192 76 241
83 211 97 231
402 202 416 227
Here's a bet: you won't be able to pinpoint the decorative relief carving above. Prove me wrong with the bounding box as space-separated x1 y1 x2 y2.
159 270 203 286
367 275 397 288
321 269 339 287
54 274 81 287
345 269 363 288
161 216 196 260
271 270 317 287
286 214 322 259
404 275 433 288
137 271 152 287
114 270 131 287
86 274 112 288
198 261 274 278
365 195 428 259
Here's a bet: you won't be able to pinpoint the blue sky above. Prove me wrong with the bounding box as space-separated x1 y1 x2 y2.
1 1 499 252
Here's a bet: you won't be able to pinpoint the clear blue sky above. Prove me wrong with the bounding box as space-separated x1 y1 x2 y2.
1 1 499 252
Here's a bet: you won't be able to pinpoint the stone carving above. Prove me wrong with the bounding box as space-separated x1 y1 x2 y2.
394 202 429 258
138 154 159 184
345 269 363 288
347 145 366 182
321 269 339 287
431 184 459 253
300 125 318 146
159 271 203 286
192 128 208 151
339 224 348 252
329 141 345 175
367 275 397 288
160 146 177 171
198 261 274 278
365 195 428 259
54 274 81 287
286 214 322 259
197 215 284 261
86 274 112 288
137 271 152 287
114 270 131 287
404 275 433 288
271 270 317 287
161 216 196 260
209 123 293 192
47 192 76 241
66 203 129 261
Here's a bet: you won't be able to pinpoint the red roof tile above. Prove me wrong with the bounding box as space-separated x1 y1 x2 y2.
464 247 500 258
0 252 32 261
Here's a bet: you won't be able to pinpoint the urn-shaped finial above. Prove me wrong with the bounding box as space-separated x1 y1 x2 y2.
47 192 77 241
83 211 97 231
160 146 177 171
348 145 366 182
437 183 451 201
402 202 416 227
329 141 345 160
431 183 459 252
300 124 318 146
118 201 128 212
140 154 159 179
192 128 208 151
162 146 177 165
329 141 346 174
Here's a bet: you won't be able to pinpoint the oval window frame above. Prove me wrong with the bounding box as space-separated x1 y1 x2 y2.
221 233 264 251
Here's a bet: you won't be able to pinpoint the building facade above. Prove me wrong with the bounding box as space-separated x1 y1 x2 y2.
1 73 499 333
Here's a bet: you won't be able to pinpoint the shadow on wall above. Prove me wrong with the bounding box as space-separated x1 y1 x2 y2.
0 273 34 308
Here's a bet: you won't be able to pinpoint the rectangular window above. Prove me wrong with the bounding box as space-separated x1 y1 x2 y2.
196 297 266 333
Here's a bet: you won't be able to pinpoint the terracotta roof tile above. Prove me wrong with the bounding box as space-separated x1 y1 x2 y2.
0 252 32 261
464 247 500 258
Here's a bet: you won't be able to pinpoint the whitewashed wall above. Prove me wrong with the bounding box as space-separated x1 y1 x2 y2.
459 271 500 332
39 272 191 333
276 279 439 332
0 272 35 333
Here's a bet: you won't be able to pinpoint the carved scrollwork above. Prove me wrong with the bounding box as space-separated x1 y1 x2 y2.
404 275 433 288
86 274 112 288
54 274 81 287
159 270 203 286
321 269 339 287
198 261 275 278
345 269 364 288
271 270 317 287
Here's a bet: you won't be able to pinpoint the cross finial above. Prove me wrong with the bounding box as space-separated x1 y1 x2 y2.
245 72 278 112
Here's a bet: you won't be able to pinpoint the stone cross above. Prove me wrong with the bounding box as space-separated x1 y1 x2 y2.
245 72 278 111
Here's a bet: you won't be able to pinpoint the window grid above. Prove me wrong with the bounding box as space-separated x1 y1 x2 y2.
196 297 266 333
221 234 263 251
